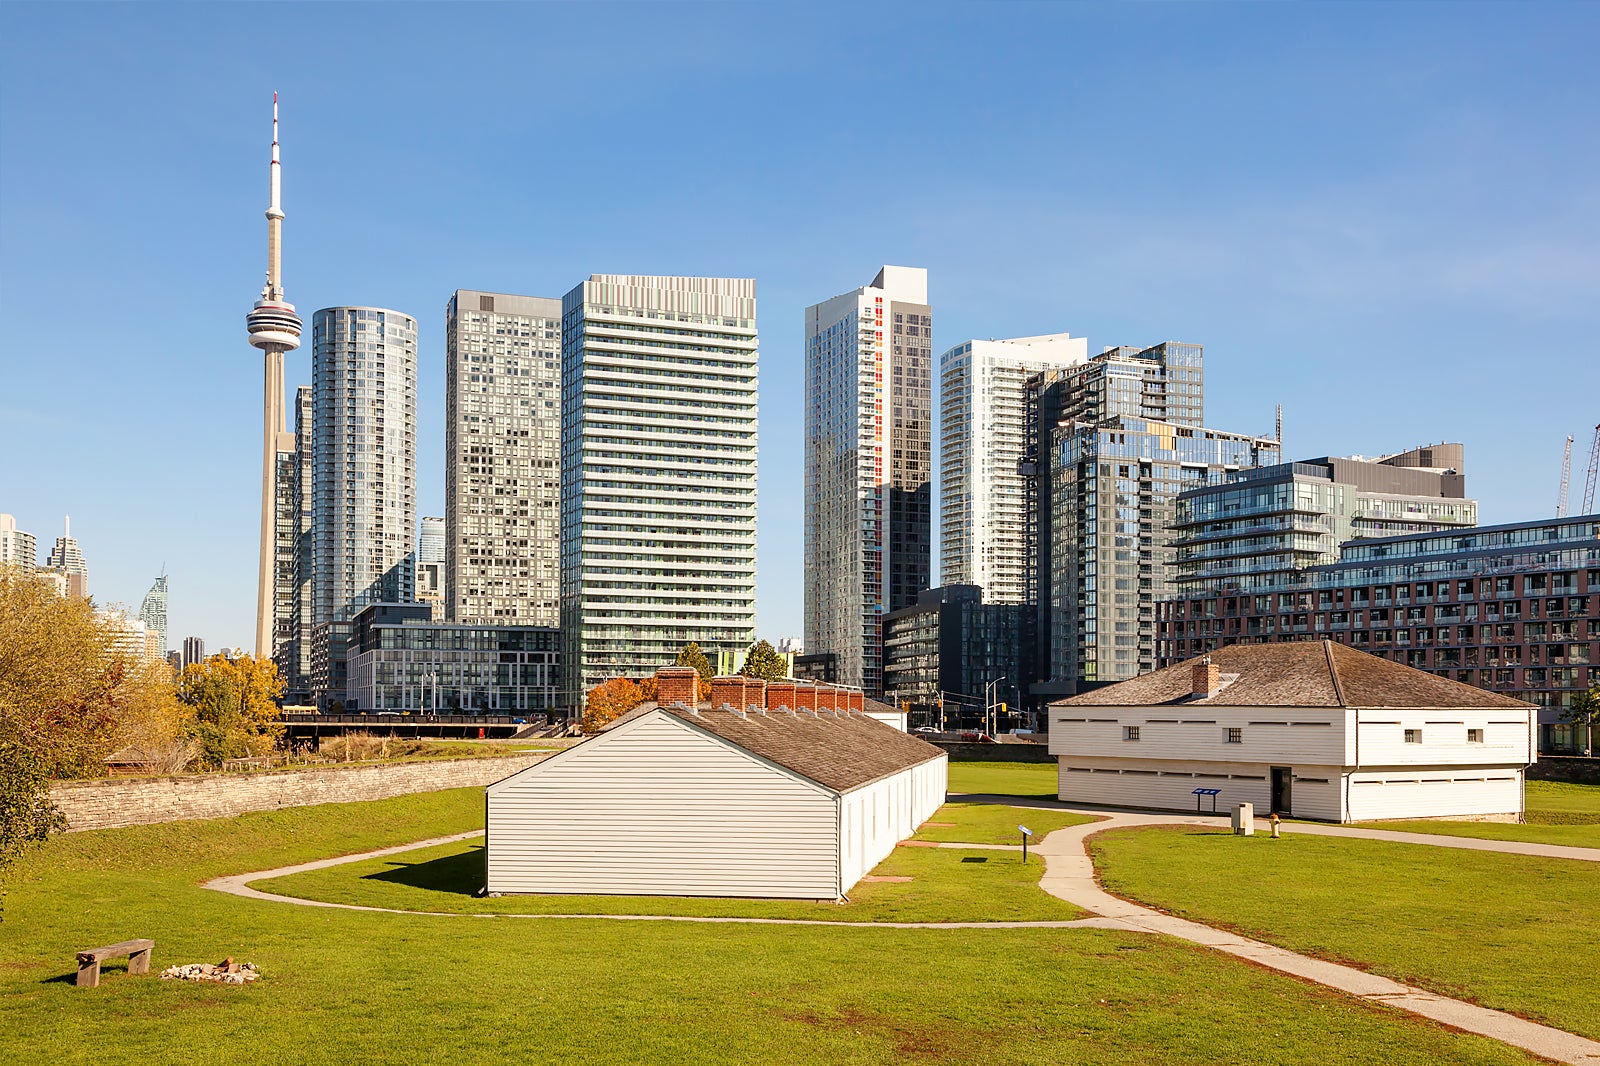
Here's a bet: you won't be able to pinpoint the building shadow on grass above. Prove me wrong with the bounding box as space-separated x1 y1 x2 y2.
362 845 484 895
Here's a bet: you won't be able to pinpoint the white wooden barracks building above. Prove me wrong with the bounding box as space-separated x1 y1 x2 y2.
485 668 947 899
1048 641 1537 822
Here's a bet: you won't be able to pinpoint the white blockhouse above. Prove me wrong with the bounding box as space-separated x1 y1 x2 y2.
486 667 947 899
1049 641 1537 823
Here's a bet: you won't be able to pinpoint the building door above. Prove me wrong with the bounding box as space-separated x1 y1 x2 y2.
1270 767 1292 815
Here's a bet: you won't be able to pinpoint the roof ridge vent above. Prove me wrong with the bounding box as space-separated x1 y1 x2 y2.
729 707 747 720
670 701 698 716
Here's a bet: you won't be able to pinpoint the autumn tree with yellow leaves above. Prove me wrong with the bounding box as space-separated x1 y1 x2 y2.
177 653 286 769
580 676 659 734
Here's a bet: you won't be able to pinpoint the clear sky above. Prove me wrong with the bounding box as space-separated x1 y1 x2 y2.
1 2 1596 650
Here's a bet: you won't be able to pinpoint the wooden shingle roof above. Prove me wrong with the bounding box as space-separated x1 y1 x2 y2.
613 702 943 792
1052 641 1534 710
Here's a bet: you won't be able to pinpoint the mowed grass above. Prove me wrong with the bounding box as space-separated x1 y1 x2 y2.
947 758 1057 797
1372 780 1600 848
1091 824 1600 1040
257 834 1085 923
0 789 1543 1065
911 802 1095 846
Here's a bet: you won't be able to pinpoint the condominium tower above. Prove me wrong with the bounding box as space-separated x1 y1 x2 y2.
138 573 169 656
939 333 1088 602
0 514 36 573
310 307 418 625
804 266 932 696
45 516 89 598
560 274 758 705
445 290 562 625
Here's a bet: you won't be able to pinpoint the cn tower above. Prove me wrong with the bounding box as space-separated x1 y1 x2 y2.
245 93 302 660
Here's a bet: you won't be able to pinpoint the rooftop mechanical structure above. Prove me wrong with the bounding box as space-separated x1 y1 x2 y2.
246 93 303 659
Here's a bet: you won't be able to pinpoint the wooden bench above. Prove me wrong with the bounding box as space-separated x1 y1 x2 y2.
75 939 154 988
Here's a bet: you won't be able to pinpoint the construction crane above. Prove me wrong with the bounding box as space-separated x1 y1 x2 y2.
1557 436 1573 518
1582 423 1600 515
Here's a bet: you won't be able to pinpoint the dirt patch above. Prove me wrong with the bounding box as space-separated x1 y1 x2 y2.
784 1006 986 1062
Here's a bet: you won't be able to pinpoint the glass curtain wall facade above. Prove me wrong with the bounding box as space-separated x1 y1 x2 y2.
445 290 563 625
1170 448 1476 596
804 266 931 697
310 307 418 631
883 585 1031 730
344 603 561 715
940 334 1087 602
560 275 758 708
138 574 168 656
1049 417 1280 690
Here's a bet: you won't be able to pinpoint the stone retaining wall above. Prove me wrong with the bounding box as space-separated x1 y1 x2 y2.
932 741 1055 763
50 753 550 832
1527 756 1600 786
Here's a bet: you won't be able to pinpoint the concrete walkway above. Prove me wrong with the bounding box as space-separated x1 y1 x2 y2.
202 832 1118 931
202 811 1600 1064
1034 811 1600 1065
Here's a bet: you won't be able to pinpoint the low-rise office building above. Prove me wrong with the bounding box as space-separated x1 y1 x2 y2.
342 603 560 716
1049 642 1537 822
883 585 1031 730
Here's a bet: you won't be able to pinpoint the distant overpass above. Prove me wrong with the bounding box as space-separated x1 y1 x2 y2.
278 713 567 742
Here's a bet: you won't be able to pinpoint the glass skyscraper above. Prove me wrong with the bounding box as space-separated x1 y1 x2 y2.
804 266 931 697
445 290 562 625
310 307 418 627
138 573 168 656
559 275 758 707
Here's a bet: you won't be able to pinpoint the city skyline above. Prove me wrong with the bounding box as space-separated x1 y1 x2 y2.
3 5 1597 649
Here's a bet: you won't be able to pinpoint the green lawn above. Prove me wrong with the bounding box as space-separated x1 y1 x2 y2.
1091 824 1600 1040
258 835 1084 923
0 789 1542 1065
1362 780 1600 848
947 759 1057 797
912 802 1094 846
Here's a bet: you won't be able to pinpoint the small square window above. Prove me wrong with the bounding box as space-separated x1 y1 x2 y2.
1226 727 1242 744
1404 728 1422 744
1124 726 1141 741
1467 728 1484 744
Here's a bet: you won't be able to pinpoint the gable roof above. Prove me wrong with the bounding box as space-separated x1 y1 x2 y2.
595 702 942 792
1052 641 1534 711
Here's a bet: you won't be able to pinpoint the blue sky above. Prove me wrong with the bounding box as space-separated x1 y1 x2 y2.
2 2 1596 650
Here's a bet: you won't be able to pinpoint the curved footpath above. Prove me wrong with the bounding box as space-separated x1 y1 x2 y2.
205 807 1600 1065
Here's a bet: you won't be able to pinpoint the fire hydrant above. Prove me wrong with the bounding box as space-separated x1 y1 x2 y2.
1270 812 1282 839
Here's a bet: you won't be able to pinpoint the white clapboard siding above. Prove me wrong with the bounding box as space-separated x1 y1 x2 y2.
1353 710 1535 767
839 757 947 892
487 712 839 899
1345 770 1523 821
1050 709 1344 764
1058 757 1273 814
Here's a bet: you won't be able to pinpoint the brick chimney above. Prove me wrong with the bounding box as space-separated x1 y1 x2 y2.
656 666 701 708
744 679 767 710
766 680 797 710
794 682 818 711
1191 657 1220 699
710 675 745 711
815 685 838 711
846 690 863 712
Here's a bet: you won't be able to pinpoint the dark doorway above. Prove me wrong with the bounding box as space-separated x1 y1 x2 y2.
1270 767 1292 815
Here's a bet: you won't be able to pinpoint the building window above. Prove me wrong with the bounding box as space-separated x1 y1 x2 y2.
1467 728 1484 744
1404 728 1422 744
1226 727 1242 744
1124 726 1141 741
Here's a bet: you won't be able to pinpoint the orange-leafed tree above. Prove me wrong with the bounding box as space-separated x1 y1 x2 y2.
581 677 643 734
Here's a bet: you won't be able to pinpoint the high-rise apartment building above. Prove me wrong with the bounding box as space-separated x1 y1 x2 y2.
415 515 444 620
804 266 932 696
0 514 36 573
445 290 562 625
283 385 315 699
183 636 206 669
418 516 444 565
138 573 169 656
45 516 89 598
560 274 758 706
310 307 418 630
940 333 1088 602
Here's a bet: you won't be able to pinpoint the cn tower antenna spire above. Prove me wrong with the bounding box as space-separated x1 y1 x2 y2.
246 92 303 661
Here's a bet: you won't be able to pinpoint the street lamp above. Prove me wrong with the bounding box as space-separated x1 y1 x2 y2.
985 676 1007 738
